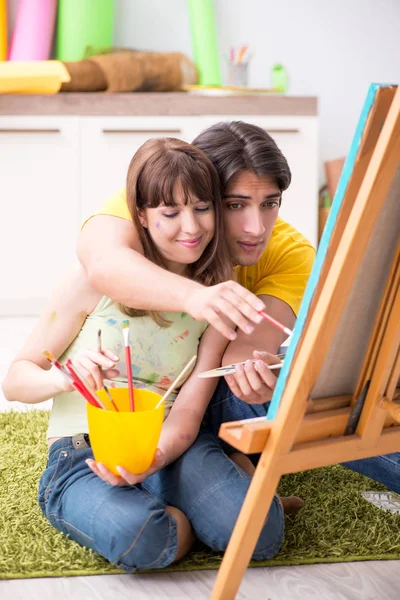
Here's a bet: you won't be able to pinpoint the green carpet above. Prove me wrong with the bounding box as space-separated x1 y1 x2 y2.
1 410 400 580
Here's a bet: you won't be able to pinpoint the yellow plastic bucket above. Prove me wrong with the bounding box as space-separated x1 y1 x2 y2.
86 388 164 476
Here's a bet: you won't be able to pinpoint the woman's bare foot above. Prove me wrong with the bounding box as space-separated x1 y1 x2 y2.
280 495 305 515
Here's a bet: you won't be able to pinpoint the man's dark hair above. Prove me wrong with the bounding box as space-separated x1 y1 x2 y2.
193 121 291 192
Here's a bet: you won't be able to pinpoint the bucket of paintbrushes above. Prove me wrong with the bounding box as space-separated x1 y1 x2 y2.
87 387 164 476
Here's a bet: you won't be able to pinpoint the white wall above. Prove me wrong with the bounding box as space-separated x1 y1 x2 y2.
114 0 400 171
6 0 400 171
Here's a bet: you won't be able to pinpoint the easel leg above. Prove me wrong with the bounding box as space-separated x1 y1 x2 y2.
210 459 282 600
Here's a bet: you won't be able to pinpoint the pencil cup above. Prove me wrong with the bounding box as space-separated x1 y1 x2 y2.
87 388 164 476
227 62 249 87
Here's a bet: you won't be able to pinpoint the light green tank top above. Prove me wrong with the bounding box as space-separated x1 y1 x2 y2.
47 296 208 438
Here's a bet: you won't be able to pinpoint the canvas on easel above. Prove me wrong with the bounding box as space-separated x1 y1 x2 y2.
211 83 400 600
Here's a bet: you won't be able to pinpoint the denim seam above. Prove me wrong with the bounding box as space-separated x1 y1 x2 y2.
115 510 177 570
209 395 235 408
227 456 250 480
56 518 94 543
43 449 71 502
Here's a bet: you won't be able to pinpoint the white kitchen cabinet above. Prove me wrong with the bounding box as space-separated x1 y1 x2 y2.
0 95 318 316
80 114 318 246
0 117 80 315
80 116 200 220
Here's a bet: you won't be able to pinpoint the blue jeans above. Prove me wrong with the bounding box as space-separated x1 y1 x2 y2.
205 378 400 493
38 431 284 572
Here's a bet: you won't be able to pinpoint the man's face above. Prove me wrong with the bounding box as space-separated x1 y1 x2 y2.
223 170 281 266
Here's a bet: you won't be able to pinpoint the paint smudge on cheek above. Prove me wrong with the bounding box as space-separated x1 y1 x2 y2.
156 220 161 230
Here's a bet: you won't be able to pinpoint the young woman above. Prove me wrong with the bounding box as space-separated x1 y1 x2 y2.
2 138 286 572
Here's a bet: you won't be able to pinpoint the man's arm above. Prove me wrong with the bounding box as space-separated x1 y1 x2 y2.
77 215 201 311
77 215 267 340
222 294 296 404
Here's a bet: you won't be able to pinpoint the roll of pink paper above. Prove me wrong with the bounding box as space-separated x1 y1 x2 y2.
8 0 58 61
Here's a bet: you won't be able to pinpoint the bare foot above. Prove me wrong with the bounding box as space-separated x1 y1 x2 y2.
280 496 305 515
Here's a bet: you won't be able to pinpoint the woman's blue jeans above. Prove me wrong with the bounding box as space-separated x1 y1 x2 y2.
205 378 400 494
38 430 284 572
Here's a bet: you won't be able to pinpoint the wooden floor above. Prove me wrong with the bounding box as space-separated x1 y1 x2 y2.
1 317 400 599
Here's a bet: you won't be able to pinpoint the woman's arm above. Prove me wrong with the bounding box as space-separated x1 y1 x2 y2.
155 325 229 467
87 324 230 486
1 262 112 404
77 216 266 340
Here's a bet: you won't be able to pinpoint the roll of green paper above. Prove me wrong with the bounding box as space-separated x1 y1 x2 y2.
187 0 221 86
56 0 114 61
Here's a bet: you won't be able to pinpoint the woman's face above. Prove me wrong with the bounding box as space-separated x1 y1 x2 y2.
139 183 215 275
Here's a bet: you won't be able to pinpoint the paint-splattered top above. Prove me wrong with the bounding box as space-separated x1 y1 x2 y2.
47 296 208 439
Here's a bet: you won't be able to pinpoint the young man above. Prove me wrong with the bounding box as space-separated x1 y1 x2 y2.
78 121 400 495
78 121 315 409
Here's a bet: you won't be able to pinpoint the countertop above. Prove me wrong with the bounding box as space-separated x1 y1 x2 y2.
0 92 318 116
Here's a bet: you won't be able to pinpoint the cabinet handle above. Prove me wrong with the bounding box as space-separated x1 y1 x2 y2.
264 128 300 134
0 128 61 133
102 129 182 135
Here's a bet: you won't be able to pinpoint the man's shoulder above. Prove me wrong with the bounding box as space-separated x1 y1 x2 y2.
82 188 130 229
270 217 315 249
254 217 315 275
102 188 130 220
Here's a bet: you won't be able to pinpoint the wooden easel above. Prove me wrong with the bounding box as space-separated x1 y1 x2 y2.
211 84 400 600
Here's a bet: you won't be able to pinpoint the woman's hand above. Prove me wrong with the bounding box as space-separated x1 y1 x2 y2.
86 449 166 486
57 347 120 393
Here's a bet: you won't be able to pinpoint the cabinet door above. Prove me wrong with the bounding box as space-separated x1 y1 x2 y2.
200 115 318 247
0 117 80 315
81 116 199 220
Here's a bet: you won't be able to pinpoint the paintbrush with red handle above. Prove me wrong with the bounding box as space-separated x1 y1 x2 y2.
122 320 135 411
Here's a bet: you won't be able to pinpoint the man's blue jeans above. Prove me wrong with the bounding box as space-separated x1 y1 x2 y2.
38 430 284 572
205 378 400 494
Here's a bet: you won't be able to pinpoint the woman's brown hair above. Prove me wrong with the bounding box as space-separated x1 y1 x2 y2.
119 137 232 326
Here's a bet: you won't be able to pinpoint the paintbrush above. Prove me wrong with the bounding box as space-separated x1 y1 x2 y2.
258 311 293 337
97 329 119 412
42 350 103 409
198 360 283 379
65 359 108 410
155 355 197 409
122 319 135 411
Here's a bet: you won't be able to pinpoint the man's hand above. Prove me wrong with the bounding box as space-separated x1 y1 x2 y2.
224 350 281 404
86 448 166 486
184 281 265 340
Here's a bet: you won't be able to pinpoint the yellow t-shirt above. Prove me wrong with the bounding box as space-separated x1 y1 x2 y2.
87 189 316 316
